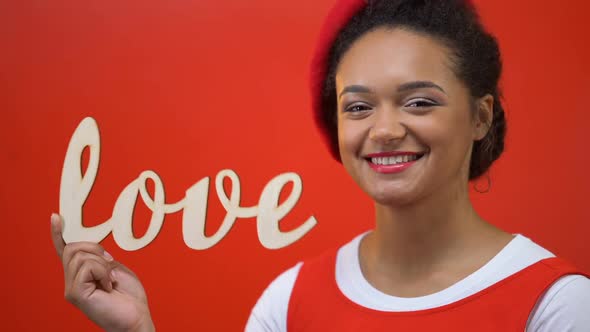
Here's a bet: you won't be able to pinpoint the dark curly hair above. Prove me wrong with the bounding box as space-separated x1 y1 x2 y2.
319 0 506 180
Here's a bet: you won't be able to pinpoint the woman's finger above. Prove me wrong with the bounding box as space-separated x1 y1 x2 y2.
62 242 113 269
50 213 66 258
65 251 112 289
67 259 112 304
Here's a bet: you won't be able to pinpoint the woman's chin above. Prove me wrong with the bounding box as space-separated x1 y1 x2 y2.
365 184 422 207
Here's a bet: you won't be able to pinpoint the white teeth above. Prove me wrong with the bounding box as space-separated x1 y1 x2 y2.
371 155 418 165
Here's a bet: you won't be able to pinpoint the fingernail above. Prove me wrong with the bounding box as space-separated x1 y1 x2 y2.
103 251 114 261
50 213 60 224
110 269 117 282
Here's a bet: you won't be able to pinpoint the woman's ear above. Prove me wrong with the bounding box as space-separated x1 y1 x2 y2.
474 94 494 141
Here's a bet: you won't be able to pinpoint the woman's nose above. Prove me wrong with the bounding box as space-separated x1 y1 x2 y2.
368 108 407 144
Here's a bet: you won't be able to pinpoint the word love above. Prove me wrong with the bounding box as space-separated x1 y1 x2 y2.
59 117 317 251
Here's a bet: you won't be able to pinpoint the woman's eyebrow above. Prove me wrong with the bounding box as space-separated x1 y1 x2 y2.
397 81 447 95
339 81 447 99
339 85 372 99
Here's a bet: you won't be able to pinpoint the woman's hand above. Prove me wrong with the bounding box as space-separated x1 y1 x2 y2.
50 214 155 332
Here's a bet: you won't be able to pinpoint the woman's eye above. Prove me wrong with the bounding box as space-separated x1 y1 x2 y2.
405 99 437 108
345 104 371 113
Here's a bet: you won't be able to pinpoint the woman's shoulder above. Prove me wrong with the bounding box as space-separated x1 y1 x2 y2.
514 234 590 331
245 262 302 332
529 274 590 331
244 236 359 332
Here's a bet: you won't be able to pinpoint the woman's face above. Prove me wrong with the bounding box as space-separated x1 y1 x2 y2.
336 27 488 206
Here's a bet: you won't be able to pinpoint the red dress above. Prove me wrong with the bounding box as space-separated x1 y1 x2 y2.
287 251 587 331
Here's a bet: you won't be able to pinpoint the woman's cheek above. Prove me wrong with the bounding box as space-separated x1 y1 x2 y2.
338 120 365 153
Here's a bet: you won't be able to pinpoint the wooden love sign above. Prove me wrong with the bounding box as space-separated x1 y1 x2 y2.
59 117 318 251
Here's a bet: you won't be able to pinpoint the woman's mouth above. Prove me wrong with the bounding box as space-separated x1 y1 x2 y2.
364 152 425 174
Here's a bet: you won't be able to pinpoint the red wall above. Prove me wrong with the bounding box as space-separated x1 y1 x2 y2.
2 0 589 330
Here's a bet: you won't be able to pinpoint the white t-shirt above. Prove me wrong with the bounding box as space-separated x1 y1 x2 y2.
246 233 590 331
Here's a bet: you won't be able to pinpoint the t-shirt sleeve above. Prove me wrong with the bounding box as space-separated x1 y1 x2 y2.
527 274 590 331
244 263 303 332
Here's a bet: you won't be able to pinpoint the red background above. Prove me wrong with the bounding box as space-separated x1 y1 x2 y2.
2 0 589 330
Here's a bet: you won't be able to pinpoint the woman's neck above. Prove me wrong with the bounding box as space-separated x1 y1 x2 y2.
359 182 512 297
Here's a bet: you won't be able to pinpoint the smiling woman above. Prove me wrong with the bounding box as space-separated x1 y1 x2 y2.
49 0 590 331
246 0 590 331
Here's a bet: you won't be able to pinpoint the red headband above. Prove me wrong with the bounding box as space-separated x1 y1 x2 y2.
309 0 474 162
